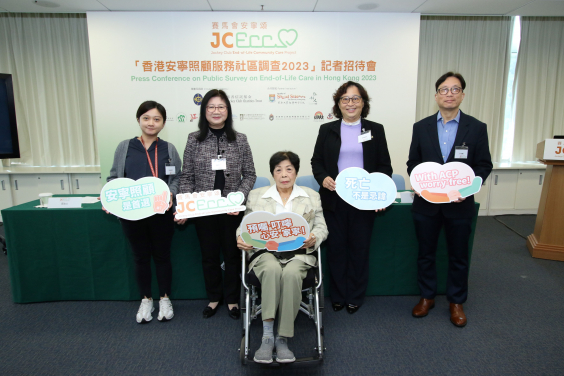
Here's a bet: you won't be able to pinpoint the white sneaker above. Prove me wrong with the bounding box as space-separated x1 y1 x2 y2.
136 298 154 323
158 297 174 322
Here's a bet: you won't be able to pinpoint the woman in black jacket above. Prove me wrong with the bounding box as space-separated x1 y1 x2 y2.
178 89 256 320
311 81 392 314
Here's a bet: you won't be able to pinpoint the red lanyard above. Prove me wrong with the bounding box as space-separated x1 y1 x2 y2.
139 136 158 177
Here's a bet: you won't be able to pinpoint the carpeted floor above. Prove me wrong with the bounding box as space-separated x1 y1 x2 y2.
0 216 563 376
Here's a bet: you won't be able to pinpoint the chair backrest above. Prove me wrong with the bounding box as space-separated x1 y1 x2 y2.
252 176 270 190
295 175 320 192
392 173 406 191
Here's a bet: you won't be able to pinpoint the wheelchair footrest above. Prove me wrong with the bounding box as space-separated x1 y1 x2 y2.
248 355 323 367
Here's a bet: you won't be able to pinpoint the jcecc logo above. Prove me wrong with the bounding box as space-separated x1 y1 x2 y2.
211 29 298 49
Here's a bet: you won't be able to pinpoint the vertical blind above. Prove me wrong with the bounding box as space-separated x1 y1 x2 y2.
0 13 97 166
416 16 513 162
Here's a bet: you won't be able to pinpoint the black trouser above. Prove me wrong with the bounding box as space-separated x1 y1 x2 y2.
412 211 472 304
120 210 175 299
324 196 376 307
194 213 243 304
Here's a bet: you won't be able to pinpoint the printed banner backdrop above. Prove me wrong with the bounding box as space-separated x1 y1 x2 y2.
87 12 420 183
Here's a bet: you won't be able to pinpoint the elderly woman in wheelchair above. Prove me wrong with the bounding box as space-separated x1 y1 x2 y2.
237 151 328 364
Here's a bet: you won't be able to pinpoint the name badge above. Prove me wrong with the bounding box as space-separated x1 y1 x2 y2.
212 156 227 170
165 163 176 175
455 145 468 159
358 130 372 143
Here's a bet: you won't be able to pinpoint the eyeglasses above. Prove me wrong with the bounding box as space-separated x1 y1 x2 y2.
437 87 462 95
340 96 362 104
206 105 227 113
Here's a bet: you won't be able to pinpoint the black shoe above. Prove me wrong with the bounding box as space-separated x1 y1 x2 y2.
346 304 360 314
228 306 240 320
332 302 345 312
203 302 221 319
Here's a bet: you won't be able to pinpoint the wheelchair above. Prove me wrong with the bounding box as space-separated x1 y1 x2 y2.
239 249 325 366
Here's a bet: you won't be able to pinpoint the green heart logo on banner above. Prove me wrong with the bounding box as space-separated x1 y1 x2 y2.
228 191 245 206
278 29 298 47
100 177 170 221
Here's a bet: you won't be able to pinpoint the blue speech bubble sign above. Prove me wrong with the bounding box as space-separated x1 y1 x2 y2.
335 167 397 210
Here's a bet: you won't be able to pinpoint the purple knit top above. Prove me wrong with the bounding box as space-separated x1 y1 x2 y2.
337 120 364 172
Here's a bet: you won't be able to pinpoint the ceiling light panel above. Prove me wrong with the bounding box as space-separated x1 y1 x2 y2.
507 1 564 16
97 0 211 11
315 0 427 12
414 0 532 15
0 0 107 12
208 0 318 12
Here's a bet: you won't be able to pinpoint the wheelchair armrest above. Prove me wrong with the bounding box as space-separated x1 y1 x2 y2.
241 249 250 291
314 248 323 290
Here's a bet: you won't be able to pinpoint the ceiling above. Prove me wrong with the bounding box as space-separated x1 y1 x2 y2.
0 0 563 16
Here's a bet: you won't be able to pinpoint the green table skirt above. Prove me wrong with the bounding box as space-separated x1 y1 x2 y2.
2 196 478 303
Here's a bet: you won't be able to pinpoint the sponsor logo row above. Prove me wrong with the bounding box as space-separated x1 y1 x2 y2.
167 113 198 123
169 93 330 123
193 92 318 105
240 112 334 121
168 112 333 123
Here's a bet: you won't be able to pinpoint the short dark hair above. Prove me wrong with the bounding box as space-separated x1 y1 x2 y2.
197 89 236 142
136 101 166 124
331 81 371 119
269 151 300 175
435 72 466 92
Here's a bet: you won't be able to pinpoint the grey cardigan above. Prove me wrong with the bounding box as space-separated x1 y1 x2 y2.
179 130 256 201
107 139 182 196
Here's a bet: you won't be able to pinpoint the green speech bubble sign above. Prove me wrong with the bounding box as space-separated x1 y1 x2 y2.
100 177 170 221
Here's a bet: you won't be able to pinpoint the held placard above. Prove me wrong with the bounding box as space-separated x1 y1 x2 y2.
239 211 310 252
175 190 246 219
409 162 482 204
101 177 171 220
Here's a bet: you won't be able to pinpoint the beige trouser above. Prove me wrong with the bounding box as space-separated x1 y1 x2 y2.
252 253 310 338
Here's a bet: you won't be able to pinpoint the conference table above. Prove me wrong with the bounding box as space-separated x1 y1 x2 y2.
2 195 479 303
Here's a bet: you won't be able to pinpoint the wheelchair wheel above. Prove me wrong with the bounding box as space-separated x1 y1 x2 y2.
240 282 250 365
240 336 247 365
316 281 325 359
240 283 246 318
319 281 325 310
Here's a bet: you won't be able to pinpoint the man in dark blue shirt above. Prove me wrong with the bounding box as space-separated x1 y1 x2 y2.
407 72 493 327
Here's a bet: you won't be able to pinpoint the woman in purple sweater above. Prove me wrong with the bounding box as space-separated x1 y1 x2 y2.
311 81 393 314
